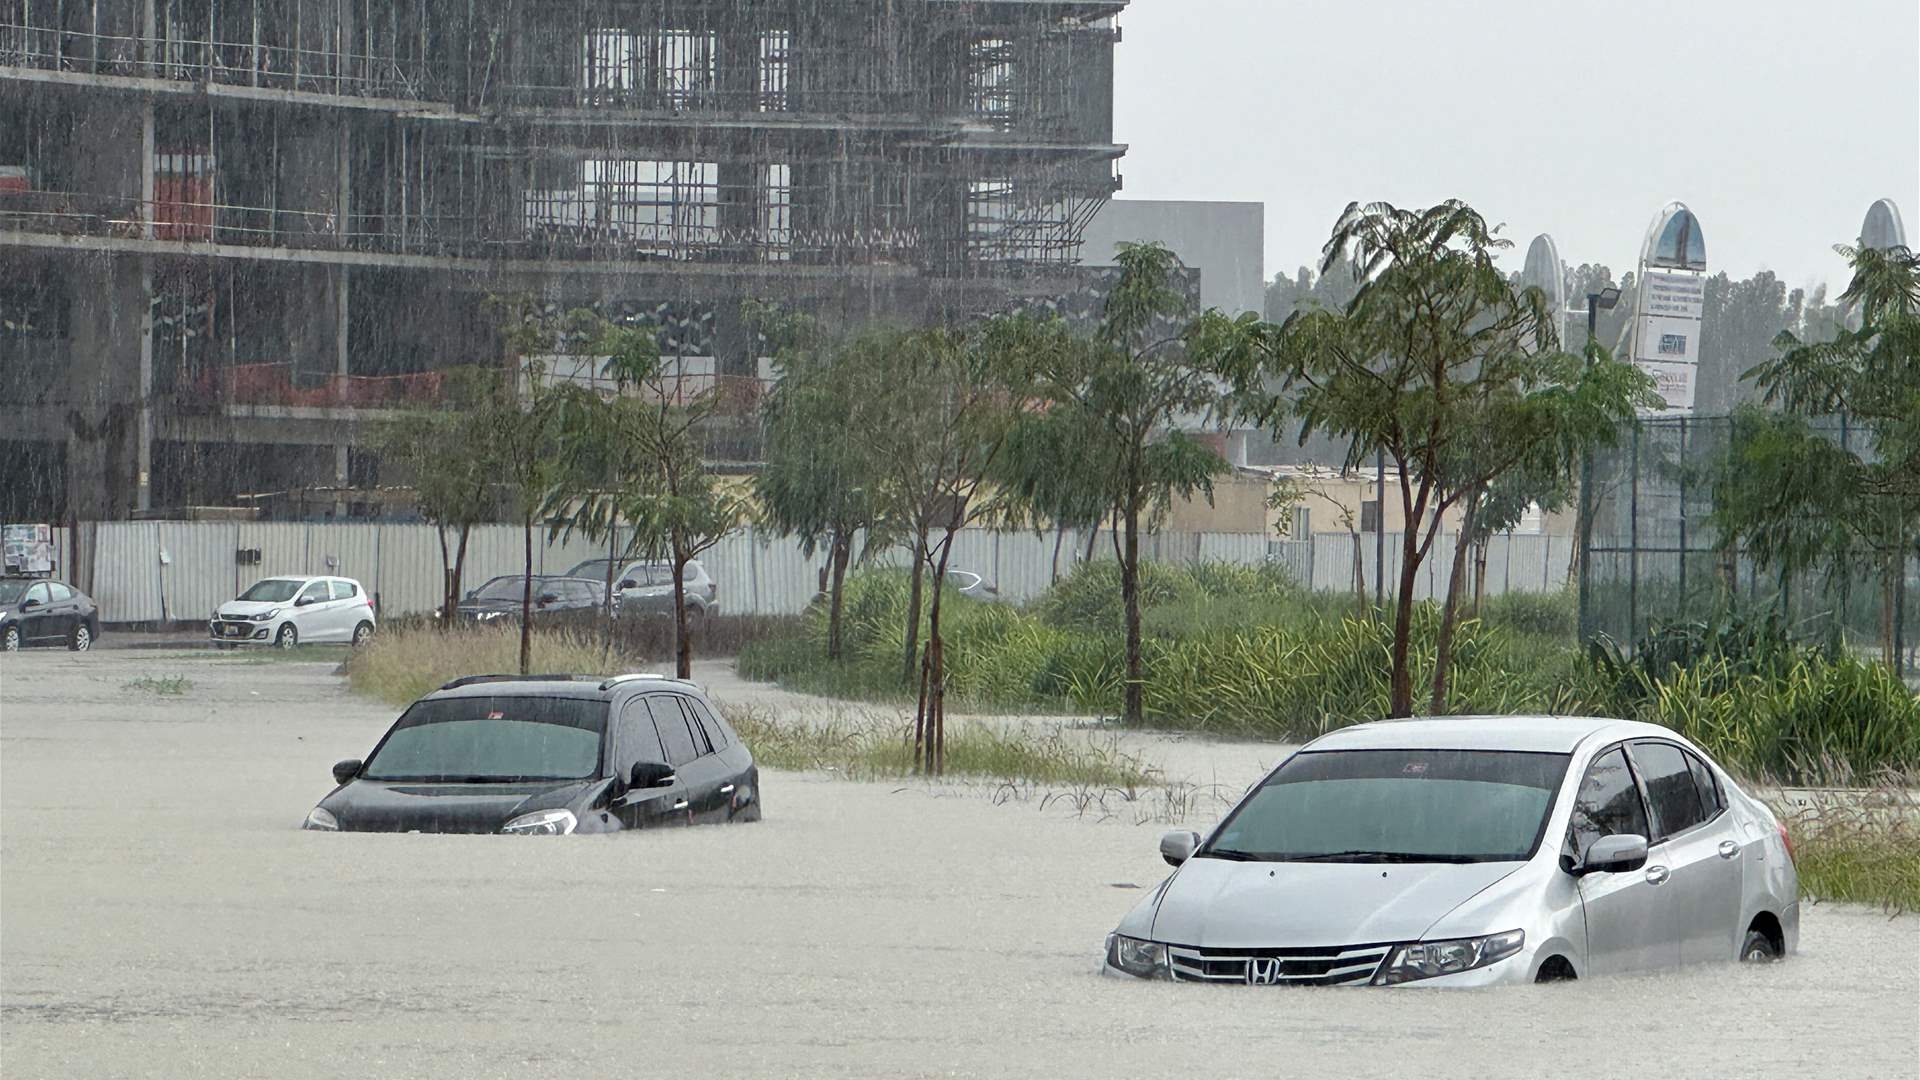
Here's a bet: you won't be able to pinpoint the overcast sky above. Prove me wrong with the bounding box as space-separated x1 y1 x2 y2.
1112 0 1920 295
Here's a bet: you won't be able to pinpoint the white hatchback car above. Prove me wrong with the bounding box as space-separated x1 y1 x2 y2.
211 576 376 648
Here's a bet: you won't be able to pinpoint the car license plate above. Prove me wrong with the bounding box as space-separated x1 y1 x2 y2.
222 624 245 637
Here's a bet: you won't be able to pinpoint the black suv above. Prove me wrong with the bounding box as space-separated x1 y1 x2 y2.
302 674 760 834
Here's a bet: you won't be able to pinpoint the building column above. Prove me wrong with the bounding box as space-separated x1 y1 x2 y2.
63 258 149 519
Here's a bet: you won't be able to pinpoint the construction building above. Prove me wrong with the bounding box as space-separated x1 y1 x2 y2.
0 0 1127 521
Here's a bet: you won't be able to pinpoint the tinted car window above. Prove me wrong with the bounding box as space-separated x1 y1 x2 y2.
685 696 727 751
329 580 357 600
616 698 668 771
1635 742 1707 839
48 583 73 601
361 696 607 781
25 583 50 603
648 697 699 767
566 581 599 603
1567 747 1650 861
297 581 328 603
1205 750 1569 863
1686 751 1723 820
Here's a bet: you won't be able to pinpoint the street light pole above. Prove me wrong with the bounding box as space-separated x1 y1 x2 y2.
1576 287 1622 643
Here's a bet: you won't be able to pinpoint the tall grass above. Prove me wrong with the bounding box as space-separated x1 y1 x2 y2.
721 703 1161 788
1774 784 1920 915
344 622 636 706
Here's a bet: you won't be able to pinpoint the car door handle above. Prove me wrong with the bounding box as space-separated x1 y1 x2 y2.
672 799 689 811
1644 865 1670 886
719 784 735 795
1718 840 1740 860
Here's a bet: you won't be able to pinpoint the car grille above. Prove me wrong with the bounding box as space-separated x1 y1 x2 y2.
1166 943 1394 986
211 620 257 638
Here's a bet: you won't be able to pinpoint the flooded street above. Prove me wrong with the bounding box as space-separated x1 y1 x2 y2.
3 650 1915 1079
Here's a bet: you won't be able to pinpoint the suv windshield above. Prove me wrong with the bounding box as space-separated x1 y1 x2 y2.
239 579 303 603
361 696 607 782
472 577 533 601
1202 749 1570 864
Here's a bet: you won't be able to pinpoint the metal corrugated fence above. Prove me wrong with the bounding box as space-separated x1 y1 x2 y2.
68 521 1576 624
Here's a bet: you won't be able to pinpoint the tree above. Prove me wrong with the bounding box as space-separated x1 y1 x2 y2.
1009 243 1230 727
1201 201 1653 717
847 323 1034 772
1730 243 1920 669
544 311 748 680
754 312 893 661
494 303 574 676
375 369 505 629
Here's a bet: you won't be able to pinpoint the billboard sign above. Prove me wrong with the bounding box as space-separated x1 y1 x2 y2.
1632 202 1707 414
1640 271 1706 319
1636 361 1697 412
2 524 54 575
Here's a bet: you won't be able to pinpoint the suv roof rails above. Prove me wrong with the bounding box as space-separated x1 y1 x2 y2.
597 672 696 692
438 673 588 691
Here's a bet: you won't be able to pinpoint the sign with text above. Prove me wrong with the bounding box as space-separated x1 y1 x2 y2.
1634 360 1696 413
1640 271 1706 319
1633 313 1701 366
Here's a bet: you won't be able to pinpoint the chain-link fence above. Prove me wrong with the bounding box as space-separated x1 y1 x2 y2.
1578 413 1916 674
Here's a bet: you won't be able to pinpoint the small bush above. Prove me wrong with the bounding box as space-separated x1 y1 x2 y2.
1034 560 1200 628
344 622 641 706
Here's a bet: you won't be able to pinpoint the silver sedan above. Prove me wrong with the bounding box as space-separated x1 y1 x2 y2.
1104 715 1798 986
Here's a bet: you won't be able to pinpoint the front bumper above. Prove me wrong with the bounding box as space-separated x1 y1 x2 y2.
1100 943 1537 988
209 620 273 643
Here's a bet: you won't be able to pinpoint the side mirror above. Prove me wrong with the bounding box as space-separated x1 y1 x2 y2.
464 590 477 601
1573 833 1649 876
19 597 41 611
332 758 362 785
295 595 315 607
1160 829 1201 867
537 593 558 606
630 761 677 789
618 579 639 591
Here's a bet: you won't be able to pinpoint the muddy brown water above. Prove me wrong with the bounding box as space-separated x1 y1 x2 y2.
3 650 1914 1079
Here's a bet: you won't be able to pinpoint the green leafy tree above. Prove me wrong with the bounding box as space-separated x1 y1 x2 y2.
1200 201 1653 717
1729 243 1920 667
544 311 748 680
375 368 506 629
754 311 894 661
491 299 575 675
847 323 1034 772
1006 243 1229 727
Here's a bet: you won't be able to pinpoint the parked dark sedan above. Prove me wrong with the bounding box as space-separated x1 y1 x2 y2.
452 575 605 623
0 577 101 652
302 673 761 834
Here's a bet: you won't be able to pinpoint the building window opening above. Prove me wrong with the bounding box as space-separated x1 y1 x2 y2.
967 38 1017 129
761 163 791 261
759 30 790 111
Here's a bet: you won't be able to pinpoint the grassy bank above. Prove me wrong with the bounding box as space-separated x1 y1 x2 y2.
741 564 1920 783
722 703 1161 788
1777 785 1920 914
343 614 801 706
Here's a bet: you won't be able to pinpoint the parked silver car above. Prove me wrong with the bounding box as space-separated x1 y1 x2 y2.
1105 716 1798 986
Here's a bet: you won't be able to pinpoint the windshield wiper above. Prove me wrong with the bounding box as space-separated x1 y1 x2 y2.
1197 847 1267 862
1283 850 1481 864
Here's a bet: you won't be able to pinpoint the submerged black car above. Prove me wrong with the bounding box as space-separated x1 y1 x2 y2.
303 674 760 834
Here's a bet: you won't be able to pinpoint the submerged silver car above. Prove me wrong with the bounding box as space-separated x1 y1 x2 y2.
1104 716 1798 986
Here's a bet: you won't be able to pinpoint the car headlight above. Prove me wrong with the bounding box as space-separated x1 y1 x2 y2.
1374 930 1525 985
303 807 339 831
1106 934 1169 979
501 809 577 836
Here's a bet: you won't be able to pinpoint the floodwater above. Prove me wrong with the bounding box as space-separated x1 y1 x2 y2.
2 650 1915 1079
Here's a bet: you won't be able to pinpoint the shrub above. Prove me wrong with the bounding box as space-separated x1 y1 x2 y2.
1478 590 1577 639
1033 560 1200 628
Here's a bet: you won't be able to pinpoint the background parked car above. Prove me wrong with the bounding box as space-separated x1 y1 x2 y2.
563 558 719 621
211 576 376 648
454 576 605 623
0 577 101 651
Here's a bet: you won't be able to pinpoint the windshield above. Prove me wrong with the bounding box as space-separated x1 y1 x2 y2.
1202 749 1570 863
361 696 607 782
472 577 533 601
238 579 303 602
0 580 28 604
567 559 618 581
